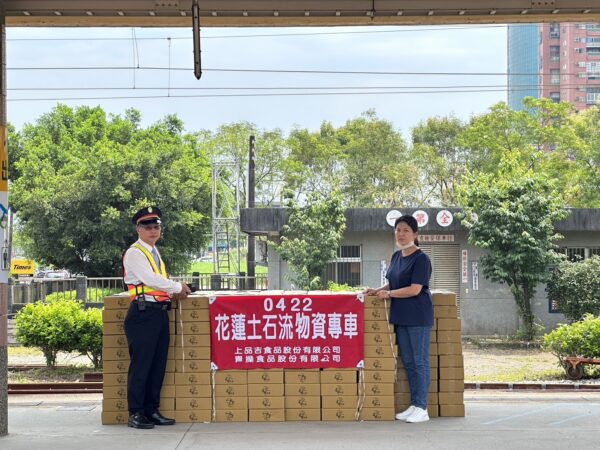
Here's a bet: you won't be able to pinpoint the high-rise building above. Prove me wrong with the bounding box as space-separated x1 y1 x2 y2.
508 23 600 111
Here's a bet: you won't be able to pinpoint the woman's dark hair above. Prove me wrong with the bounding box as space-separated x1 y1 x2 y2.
394 215 420 247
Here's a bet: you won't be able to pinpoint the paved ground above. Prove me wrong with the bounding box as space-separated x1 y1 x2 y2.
3 391 600 449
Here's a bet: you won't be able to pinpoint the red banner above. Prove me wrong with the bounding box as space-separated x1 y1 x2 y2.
210 294 364 370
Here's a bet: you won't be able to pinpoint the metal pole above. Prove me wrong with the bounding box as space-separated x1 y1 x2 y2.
192 0 202 80
247 136 256 289
0 2 9 436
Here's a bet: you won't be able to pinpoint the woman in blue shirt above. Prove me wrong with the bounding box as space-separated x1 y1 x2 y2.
365 214 433 423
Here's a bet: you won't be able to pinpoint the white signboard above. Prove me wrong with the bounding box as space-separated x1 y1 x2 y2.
386 210 402 227
461 250 468 283
380 260 387 287
420 235 455 243
436 210 453 227
472 262 479 291
412 210 429 227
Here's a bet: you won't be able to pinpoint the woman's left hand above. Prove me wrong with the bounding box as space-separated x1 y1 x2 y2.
377 290 391 300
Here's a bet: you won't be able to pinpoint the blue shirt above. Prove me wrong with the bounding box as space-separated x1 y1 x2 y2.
386 249 433 327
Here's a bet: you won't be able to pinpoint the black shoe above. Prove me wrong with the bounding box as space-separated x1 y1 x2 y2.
148 411 176 426
128 412 155 429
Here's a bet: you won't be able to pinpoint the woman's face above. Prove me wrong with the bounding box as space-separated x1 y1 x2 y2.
395 221 417 247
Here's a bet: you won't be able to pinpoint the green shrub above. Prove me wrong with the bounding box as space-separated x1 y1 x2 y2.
15 298 83 368
546 256 600 322
543 314 600 366
327 281 361 292
75 308 103 369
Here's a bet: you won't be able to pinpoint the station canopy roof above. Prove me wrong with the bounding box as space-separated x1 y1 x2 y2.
5 1 600 27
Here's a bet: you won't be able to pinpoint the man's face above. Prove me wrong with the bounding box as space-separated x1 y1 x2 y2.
137 223 161 246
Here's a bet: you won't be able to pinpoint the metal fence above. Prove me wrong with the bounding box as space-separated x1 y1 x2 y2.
8 273 269 313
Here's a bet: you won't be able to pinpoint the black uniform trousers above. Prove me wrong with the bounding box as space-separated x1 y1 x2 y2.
124 302 170 415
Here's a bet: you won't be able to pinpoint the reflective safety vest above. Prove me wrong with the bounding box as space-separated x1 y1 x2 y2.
125 243 171 302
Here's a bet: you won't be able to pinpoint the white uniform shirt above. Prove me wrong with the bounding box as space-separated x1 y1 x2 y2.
123 239 182 302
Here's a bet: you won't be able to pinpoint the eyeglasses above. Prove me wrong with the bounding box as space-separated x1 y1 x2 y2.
140 224 161 231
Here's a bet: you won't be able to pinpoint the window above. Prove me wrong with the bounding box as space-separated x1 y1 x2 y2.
550 45 560 62
550 23 560 39
588 87 600 105
550 92 560 103
550 69 560 84
325 245 362 287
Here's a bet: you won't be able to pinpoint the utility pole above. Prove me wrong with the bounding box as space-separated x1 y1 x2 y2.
247 136 256 289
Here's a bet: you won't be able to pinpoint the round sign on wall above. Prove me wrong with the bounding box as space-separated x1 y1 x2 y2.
412 210 429 227
436 210 454 227
386 210 402 227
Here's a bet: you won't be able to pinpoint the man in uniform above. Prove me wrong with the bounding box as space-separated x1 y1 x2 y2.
123 206 192 429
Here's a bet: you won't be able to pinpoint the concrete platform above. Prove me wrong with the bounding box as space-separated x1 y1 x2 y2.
3 391 600 449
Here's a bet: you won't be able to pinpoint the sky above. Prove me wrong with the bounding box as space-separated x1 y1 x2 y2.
5 24 508 140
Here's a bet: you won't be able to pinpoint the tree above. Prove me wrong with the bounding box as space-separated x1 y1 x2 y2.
411 115 468 206
547 256 600 322
273 190 346 290
457 152 568 340
570 104 600 207
10 105 212 275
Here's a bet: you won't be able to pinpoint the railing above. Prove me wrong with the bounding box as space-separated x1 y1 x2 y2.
8 273 269 313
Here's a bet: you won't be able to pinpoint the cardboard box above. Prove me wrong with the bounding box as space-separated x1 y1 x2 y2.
364 320 394 333
284 383 320 397
430 329 437 343
214 384 248 397
320 369 357 384
395 368 407 381
174 334 210 347
363 370 395 384
360 383 394 397
178 296 210 309
247 370 284 384
284 370 320 384
215 396 248 410
362 396 394 408
438 379 464 392
365 345 398 358
102 347 129 361
439 404 465 417
360 407 395 421
437 342 463 355
248 396 285 409
321 383 358 396
101 411 129 425
394 392 438 406
285 409 321 421
215 409 248 422
439 354 464 368
176 309 210 322
161 385 176 398
284 396 321 409
102 398 175 413
102 309 128 323
175 384 212 398
364 308 388 321
103 385 128 399
176 359 211 373
437 330 462 343
395 378 410 393
215 371 248 385
428 405 439 417
104 295 130 310
431 291 457 306
247 384 284 397
173 346 210 360
102 335 129 348
437 318 461 331
162 372 175 385
103 373 128 386
364 357 396 371
102 360 129 377
321 396 358 409
430 342 438 356
439 392 464 404
175 397 212 410
103 322 125 335
439 367 465 380
176 321 210 335
174 372 211 385
249 409 285 422
364 332 395 346
364 296 387 308
174 410 212 423
434 305 458 319
321 409 357 421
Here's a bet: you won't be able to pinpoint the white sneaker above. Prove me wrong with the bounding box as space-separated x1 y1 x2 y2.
395 405 416 421
405 407 429 423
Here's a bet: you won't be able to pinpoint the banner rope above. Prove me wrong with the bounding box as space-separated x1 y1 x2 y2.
356 367 366 421
383 297 398 382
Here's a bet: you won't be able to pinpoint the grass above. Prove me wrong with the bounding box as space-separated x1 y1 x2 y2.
8 365 92 383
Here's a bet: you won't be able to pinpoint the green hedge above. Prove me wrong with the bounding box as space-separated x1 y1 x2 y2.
15 298 103 369
543 314 600 366
44 287 122 303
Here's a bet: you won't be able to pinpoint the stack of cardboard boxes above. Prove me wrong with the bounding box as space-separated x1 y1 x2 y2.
362 295 397 421
434 291 465 417
214 370 248 422
321 368 359 421
174 296 212 423
248 369 285 422
284 369 321 421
